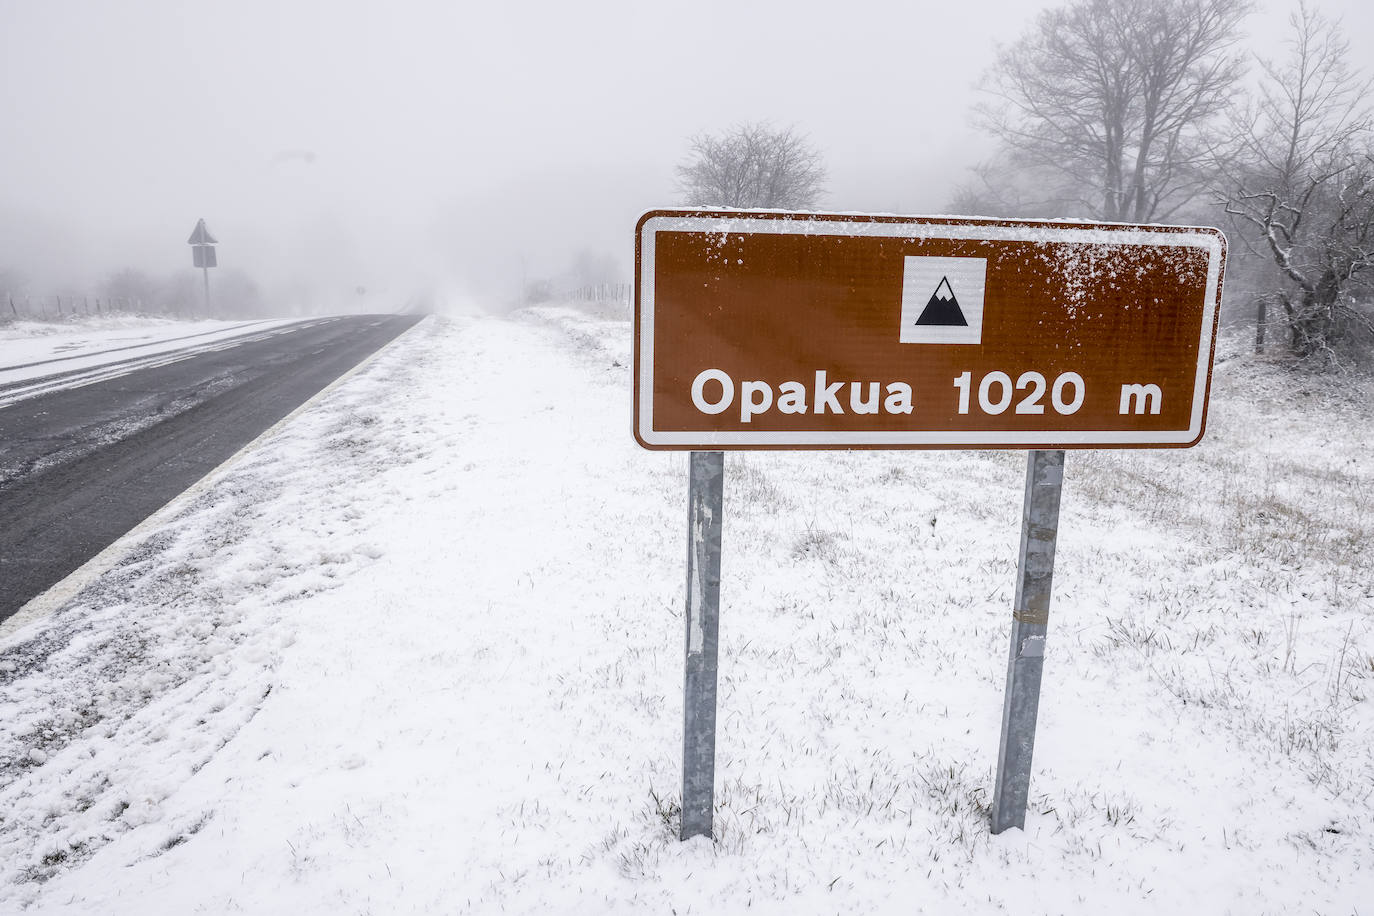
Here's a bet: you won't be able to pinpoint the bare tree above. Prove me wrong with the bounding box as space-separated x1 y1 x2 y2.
1220 2 1374 362
976 0 1251 222
676 122 826 209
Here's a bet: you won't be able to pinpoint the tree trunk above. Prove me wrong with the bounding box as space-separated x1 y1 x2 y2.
1285 271 1341 358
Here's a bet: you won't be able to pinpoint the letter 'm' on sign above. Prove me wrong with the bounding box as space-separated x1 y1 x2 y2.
635 209 1225 451
1119 383 1163 415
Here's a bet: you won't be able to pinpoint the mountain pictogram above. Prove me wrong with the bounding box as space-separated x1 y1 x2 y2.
914 276 968 327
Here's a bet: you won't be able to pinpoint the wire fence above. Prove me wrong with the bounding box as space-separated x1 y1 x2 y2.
569 283 631 307
2 293 160 323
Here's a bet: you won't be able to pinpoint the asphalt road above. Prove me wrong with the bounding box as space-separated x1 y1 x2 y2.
0 314 423 621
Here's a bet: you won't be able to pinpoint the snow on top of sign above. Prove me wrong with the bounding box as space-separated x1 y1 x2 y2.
641 211 1224 258
645 206 1222 229
654 204 1212 226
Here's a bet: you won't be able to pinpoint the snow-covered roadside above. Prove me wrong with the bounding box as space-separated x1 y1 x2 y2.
0 317 312 382
0 308 1370 913
0 316 341 411
1 315 218 345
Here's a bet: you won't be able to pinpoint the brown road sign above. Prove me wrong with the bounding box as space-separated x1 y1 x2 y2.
634 210 1226 450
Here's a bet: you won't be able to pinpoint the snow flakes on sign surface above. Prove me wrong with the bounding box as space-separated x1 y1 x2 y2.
1033 238 1210 320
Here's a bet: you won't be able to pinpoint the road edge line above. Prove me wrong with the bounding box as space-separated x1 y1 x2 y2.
0 315 430 645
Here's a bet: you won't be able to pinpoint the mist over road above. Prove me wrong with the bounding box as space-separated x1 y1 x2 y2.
0 314 423 621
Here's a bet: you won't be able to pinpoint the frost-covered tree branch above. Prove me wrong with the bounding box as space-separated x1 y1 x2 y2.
1218 2 1374 363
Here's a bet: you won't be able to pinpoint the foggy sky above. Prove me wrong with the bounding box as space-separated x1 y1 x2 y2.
2 0 1371 311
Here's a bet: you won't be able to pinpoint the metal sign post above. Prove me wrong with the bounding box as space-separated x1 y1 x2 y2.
991 448 1065 833
681 450 724 840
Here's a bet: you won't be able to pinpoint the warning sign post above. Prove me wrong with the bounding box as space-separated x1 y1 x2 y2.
635 209 1227 842
187 218 219 313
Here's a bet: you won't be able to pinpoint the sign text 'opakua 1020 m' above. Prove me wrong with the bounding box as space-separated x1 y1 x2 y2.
634 210 1227 450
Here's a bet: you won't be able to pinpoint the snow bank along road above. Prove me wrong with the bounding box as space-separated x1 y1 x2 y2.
0 314 422 621
0 309 1369 913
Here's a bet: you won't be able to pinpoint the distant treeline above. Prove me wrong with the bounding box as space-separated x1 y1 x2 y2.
0 266 271 323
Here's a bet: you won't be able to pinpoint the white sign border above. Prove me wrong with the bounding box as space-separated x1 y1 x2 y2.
636 212 1225 449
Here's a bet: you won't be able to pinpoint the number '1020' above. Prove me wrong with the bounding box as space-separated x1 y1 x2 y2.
952 371 1086 416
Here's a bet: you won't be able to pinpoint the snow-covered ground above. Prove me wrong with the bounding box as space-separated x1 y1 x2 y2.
0 307 1370 913
0 316 321 406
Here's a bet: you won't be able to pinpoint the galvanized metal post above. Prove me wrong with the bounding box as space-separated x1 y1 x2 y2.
681 450 724 841
991 448 1065 834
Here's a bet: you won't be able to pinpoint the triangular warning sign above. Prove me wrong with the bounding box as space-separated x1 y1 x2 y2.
187 218 218 246
914 276 968 327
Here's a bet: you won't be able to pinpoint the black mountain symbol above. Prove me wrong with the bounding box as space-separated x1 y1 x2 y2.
915 276 968 326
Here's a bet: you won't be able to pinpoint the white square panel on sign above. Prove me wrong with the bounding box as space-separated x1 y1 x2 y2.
898 256 987 344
